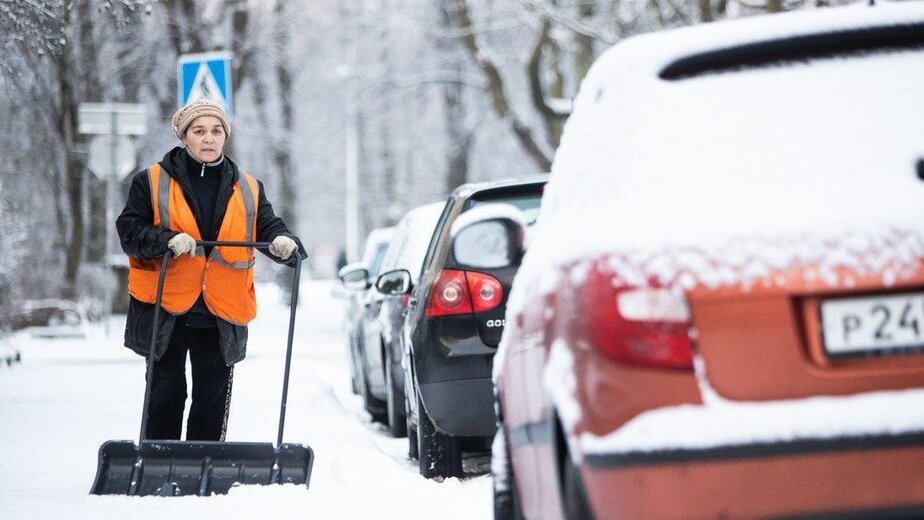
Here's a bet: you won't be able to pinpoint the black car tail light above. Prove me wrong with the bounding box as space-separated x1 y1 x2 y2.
582 261 694 370
467 271 503 313
425 269 504 317
426 270 473 317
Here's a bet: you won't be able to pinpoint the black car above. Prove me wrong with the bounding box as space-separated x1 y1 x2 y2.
376 176 547 478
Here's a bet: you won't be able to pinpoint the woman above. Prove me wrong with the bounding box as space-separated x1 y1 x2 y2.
116 99 305 441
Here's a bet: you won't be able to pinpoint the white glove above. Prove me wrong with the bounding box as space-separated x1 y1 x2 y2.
269 235 297 260
167 233 197 257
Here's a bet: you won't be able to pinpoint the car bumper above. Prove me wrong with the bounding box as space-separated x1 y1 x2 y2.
419 378 496 437
580 431 924 519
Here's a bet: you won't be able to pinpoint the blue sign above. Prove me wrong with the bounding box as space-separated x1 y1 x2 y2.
177 52 233 116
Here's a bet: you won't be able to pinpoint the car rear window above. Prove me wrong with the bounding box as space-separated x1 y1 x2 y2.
463 189 544 225
659 22 924 80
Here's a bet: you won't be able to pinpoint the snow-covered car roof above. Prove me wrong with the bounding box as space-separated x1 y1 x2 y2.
518 2 924 298
360 226 395 267
380 202 445 283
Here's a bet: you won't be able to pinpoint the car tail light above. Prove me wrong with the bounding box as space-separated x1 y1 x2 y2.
425 269 504 317
467 271 503 313
582 262 694 369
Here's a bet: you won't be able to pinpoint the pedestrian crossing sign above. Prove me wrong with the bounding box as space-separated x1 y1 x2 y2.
178 51 233 116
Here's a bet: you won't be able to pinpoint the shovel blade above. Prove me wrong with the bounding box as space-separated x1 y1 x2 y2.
90 439 313 496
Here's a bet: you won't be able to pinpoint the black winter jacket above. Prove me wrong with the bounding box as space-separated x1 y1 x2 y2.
116 147 306 365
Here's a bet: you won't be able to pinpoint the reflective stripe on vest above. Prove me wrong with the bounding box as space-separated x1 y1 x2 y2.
127 163 260 325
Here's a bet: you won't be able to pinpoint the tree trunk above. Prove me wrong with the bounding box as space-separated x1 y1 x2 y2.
230 1 252 97
766 0 784 13
527 17 565 149
165 0 205 55
443 77 471 194
452 0 552 172
77 0 105 264
698 0 714 22
438 0 471 193
56 27 84 299
274 0 297 229
575 3 596 87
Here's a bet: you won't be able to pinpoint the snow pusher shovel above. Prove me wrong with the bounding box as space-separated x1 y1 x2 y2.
91 241 313 497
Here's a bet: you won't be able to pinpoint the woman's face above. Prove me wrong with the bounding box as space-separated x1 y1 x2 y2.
182 115 226 163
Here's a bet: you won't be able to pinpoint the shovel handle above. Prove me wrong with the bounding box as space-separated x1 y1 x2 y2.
139 250 172 443
138 240 302 448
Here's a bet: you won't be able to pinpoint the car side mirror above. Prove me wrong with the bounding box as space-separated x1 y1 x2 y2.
338 262 370 291
450 204 527 269
376 269 412 295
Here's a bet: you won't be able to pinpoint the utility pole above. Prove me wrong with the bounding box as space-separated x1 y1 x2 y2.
345 102 360 263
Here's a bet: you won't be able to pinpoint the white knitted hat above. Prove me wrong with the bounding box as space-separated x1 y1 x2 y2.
171 99 231 140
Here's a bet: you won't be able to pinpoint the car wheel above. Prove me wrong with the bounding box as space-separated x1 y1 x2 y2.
385 355 407 438
492 427 524 520
562 453 593 520
416 390 463 479
358 348 386 423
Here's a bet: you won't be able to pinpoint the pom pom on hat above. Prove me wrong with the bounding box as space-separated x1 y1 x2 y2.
171 99 231 140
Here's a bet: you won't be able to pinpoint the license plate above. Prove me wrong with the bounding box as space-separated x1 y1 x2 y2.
820 292 924 356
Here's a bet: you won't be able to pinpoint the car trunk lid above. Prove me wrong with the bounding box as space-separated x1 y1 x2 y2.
688 261 924 401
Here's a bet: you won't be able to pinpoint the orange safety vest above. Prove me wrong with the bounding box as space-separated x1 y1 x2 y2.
127 163 261 325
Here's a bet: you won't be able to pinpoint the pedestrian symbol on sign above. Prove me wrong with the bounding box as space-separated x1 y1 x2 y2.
177 51 233 116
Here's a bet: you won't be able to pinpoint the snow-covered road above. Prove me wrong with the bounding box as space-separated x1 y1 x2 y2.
0 278 491 519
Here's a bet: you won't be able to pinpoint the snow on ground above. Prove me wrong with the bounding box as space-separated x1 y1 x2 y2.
0 278 491 519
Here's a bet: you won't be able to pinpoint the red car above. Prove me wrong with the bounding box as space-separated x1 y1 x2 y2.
488 4 924 519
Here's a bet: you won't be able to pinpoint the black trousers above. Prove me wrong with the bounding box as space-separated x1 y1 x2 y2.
145 325 233 441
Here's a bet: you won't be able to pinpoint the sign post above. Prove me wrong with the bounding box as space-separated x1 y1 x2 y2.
177 51 233 114
78 103 147 334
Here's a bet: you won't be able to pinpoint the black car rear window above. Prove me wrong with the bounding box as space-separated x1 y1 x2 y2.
463 188 544 224
659 21 924 81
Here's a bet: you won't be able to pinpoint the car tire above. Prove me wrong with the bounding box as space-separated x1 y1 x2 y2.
385 355 407 438
416 390 463 479
492 427 524 520
358 349 386 423
562 453 593 520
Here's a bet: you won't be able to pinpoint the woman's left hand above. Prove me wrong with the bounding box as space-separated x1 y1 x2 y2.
269 235 297 260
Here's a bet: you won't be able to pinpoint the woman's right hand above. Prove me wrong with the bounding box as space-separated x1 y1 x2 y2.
167 233 197 257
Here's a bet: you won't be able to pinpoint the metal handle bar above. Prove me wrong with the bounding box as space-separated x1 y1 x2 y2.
138 240 302 448
196 240 271 249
